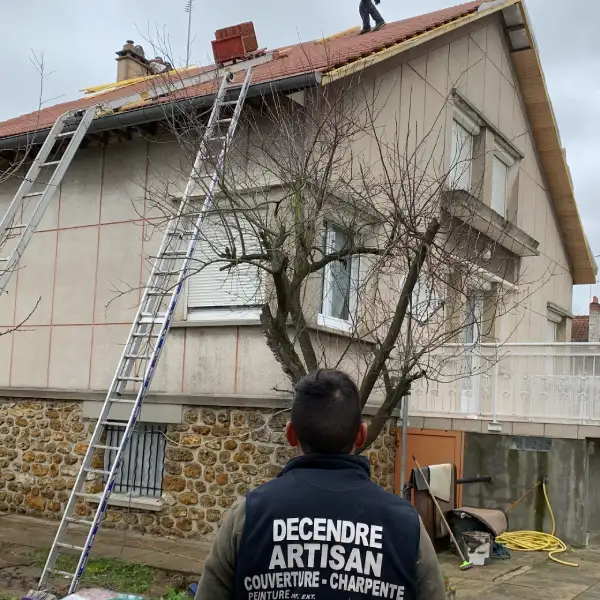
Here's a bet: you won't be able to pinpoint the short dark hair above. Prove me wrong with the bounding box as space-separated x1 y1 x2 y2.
291 369 362 454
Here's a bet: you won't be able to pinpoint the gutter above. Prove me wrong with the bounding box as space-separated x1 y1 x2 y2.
0 71 322 152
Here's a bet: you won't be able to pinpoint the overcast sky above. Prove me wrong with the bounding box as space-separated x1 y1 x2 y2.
0 0 598 314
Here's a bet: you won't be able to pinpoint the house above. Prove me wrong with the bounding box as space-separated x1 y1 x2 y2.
0 0 598 545
572 297 600 342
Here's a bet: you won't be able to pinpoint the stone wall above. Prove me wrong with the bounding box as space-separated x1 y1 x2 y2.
0 399 397 541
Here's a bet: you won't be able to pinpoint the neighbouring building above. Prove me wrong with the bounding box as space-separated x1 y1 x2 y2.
0 0 598 545
572 297 600 342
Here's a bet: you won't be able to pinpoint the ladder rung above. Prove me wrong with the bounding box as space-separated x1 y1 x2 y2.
93 444 121 451
40 160 61 167
161 251 188 257
23 191 45 198
145 291 167 297
109 398 137 405
7 224 27 230
0 258 8 262
132 332 159 338
139 317 165 326
56 542 85 552
84 467 111 475
208 135 227 141
124 353 151 359
51 569 77 578
223 100 239 105
57 130 75 138
117 376 144 382
155 270 180 276
217 118 233 124
100 421 128 427
66 517 95 527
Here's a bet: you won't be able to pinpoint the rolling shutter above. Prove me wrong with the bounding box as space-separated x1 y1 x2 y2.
491 155 508 217
187 216 263 309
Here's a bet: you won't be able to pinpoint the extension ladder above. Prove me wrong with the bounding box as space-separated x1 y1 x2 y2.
0 106 97 294
38 68 253 594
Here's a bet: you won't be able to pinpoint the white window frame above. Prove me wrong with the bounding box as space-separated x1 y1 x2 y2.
318 224 360 333
186 214 264 324
449 107 480 192
491 146 514 219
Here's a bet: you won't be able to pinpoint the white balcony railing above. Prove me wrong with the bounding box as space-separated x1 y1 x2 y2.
410 343 600 425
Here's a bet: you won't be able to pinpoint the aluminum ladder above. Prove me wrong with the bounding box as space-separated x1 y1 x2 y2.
0 106 97 294
38 68 253 594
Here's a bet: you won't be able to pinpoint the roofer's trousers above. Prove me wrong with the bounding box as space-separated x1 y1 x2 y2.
359 0 384 28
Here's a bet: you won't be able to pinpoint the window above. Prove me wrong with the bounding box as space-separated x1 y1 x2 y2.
187 216 263 322
410 272 443 324
450 120 473 191
464 293 484 345
104 424 166 498
319 225 360 332
491 156 508 218
491 147 514 219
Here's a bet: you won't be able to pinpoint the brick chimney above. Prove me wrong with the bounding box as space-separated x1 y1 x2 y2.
115 40 152 82
590 296 600 342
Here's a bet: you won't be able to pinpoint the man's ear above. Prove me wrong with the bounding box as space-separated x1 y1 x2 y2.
286 421 299 447
354 422 368 450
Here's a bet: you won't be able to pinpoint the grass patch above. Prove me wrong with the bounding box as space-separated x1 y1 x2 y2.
30 550 156 594
162 591 190 600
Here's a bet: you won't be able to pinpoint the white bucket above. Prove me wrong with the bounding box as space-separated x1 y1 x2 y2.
462 531 491 566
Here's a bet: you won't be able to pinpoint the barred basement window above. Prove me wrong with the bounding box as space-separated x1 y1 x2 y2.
103 423 167 498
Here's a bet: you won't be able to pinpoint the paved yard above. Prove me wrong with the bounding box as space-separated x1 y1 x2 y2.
440 543 600 599
2 515 600 598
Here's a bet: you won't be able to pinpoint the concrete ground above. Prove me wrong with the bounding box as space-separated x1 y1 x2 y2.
440 542 600 599
2 515 600 599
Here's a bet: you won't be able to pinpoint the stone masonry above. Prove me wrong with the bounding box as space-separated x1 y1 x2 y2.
0 399 397 541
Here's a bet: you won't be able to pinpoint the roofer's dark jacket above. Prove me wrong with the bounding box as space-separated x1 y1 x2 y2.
238 454 419 600
196 453 446 600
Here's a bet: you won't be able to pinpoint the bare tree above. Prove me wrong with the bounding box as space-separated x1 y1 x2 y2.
123 64 550 450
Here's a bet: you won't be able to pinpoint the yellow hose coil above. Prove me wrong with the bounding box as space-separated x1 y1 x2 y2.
496 481 578 567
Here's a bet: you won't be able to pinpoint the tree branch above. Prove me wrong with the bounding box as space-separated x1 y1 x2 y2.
359 218 440 407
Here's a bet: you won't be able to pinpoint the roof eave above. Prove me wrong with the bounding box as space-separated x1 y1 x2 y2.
0 71 322 153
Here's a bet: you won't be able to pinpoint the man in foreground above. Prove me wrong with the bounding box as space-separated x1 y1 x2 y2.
359 0 386 34
196 369 446 600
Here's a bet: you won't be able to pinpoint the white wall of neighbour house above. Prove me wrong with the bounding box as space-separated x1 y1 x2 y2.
0 14 575 401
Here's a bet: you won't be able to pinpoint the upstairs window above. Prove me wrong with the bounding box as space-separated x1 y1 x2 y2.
187 216 264 322
319 224 360 332
491 148 514 219
450 120 474 191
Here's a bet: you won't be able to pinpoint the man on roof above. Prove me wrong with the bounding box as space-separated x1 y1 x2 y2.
195 369 446 600
359 0 386 34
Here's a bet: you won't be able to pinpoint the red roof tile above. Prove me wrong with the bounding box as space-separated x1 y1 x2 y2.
572 316 589 342
0 1 484 140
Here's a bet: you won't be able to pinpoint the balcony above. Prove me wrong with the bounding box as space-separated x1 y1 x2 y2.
410 343 600 426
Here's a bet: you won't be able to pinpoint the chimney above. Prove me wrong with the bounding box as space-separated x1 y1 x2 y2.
115 40 151 82
590 296 600 342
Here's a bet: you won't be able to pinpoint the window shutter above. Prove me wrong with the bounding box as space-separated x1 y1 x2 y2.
450 121 473 191
491 156 508 217
187 217 263 309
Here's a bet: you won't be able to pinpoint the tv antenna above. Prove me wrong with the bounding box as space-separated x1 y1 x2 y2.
184 0 195 67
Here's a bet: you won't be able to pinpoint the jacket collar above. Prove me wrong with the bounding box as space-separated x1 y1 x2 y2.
279 453 371 479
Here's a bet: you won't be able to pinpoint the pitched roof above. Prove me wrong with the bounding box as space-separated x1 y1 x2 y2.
0 1 484 140
572 316 590 342
0 0 596 284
